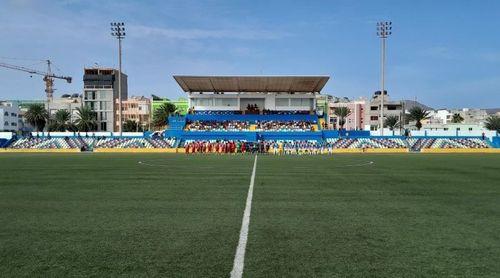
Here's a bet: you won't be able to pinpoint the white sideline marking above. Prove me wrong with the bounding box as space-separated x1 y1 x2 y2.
230 155 258 278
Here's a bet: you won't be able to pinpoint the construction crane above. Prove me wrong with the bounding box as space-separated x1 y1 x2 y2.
0 59 72 102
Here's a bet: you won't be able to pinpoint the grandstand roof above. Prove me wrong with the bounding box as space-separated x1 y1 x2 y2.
173 76 329 93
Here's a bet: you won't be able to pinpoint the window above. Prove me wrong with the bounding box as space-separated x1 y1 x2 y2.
276 98 289 107
11 122 17 126
85 91 96 100
370 116 378 121
456 128 460 131
193 98 213 106
4 121 8 126
11 113 17 117
444 128 449 131
468 128 473 131
290 98 311 107
86 102 95 110
387 105 398 110
99 91 108 100
100 122 107 131
214 98 237 107
371 106 378 111
3 112 8 116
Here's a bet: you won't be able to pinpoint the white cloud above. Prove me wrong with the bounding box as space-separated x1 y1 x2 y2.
420 46 455 59
128 25 291 40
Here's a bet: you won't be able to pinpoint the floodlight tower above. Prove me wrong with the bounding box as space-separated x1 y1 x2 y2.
111 22 125 135
376 21 392 135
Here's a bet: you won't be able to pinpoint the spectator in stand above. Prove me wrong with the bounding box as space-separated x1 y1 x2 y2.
185 120 250 131
255 120 313 131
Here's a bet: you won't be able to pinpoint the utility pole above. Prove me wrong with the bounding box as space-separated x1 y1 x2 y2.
376 21 392 136
111 22 125 135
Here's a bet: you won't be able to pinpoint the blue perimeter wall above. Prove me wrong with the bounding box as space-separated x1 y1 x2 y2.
492 137 500 148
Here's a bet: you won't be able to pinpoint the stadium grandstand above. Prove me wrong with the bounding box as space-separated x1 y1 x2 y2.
0 75 499 153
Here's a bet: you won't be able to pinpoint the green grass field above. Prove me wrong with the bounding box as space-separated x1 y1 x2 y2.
1 153 499 277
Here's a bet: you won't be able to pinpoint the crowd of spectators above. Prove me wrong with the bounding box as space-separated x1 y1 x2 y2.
185 120 250 131
255 120 314 131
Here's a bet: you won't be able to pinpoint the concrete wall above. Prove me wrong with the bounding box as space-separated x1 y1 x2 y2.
409 130 498 139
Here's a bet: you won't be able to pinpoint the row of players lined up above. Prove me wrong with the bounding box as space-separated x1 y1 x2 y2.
184 140 336 155
185 120 314 132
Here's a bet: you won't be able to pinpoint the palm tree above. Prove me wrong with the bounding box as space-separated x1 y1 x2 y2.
451 113 464 123
153 102 176 129
75 106 97 132
484 115 500 132
48 110 76 131
408 106 430 130
384 115 400 130
333 107 351 130
123 120 141 132
25 103 48 131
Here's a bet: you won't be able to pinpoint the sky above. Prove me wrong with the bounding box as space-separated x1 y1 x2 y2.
0 0 500 109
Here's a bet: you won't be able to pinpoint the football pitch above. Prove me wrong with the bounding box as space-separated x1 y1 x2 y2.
1 153 499 277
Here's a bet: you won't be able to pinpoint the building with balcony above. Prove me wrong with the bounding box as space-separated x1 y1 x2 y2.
115 96 151 131
365 91 403 131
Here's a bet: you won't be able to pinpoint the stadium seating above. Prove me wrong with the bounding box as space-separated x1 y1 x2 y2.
5 137 177 150
407 138 490 151
192 110 240 115
255 120 314 132
2 135 494 152
325 138 407 149
9 137 73 149
185 120 250 131
93 137 176 149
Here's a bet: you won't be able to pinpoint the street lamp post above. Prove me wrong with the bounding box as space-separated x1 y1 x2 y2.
376 21 392 136
111 22 125 135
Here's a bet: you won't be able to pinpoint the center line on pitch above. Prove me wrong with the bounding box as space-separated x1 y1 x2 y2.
230 155 258 278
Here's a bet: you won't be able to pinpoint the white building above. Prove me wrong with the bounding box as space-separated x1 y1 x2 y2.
429 108 488 125
47 94 83 123
0 101 21 132
83 68 128 131
364 91 403 131
174 76 328 113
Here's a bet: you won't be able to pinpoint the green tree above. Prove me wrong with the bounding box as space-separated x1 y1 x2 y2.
153 102 176 130
75 106 97 132
123 120 142 132
484 115 500 132
333 107 351 130
48 110 76 131
25 103 48 131
451 113 464 123
408 106 430 130
384 115 400 130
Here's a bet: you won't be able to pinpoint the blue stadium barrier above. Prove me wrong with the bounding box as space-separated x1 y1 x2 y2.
168 116 187 130
0 138 8 148
260 131 323 141
174 131 257 141
492 137 500 148
339 130 371 137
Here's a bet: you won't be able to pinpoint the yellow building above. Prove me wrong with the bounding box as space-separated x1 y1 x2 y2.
115 96 151 131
